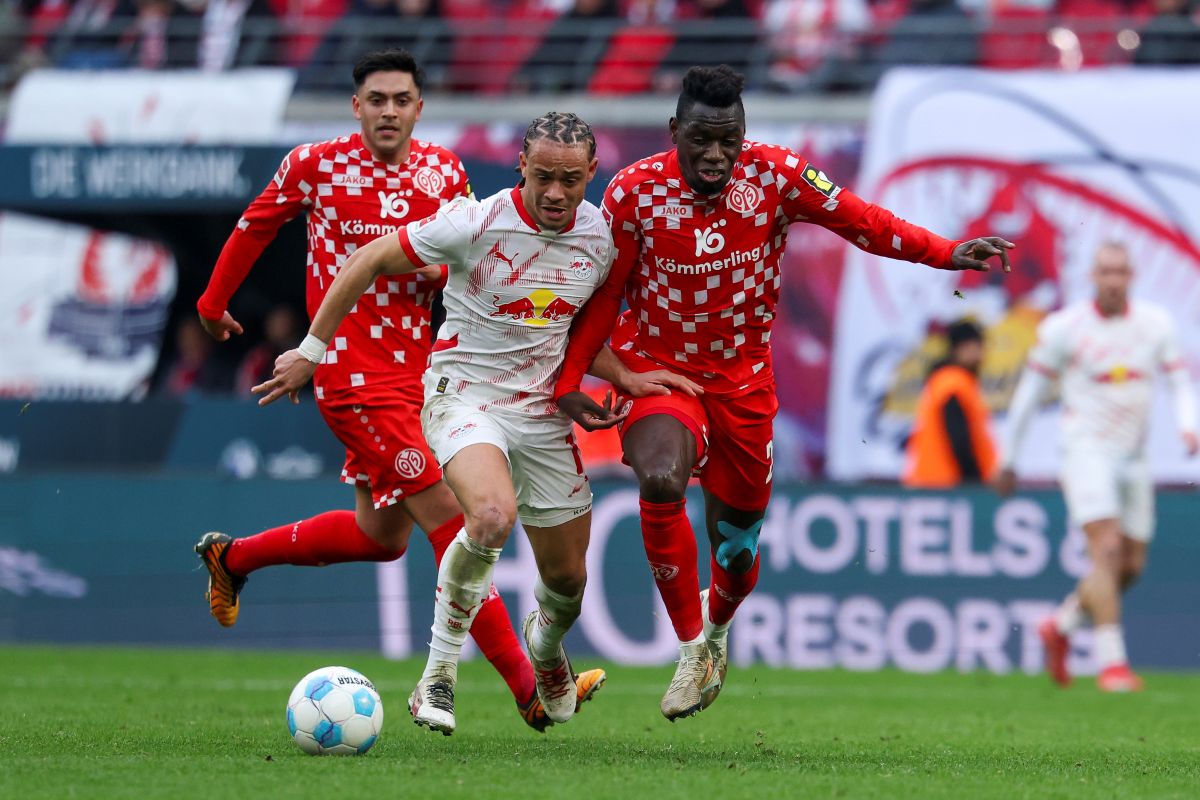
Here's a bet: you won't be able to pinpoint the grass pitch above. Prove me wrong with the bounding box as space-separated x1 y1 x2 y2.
3 646 1198 799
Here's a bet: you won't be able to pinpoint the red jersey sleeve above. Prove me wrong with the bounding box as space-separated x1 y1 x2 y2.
780 155 959 269
554 177 641 398
196 144 316 320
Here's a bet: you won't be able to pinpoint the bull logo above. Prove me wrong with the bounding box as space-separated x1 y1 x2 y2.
490 289 580 326
491 294 536 320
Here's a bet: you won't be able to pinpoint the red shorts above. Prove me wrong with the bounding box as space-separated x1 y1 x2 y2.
317 397 442 509
617 373 778 512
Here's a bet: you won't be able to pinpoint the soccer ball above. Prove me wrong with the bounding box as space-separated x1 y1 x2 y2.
286 666 384 755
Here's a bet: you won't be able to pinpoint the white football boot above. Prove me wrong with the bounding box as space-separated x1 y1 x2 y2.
699 589 728 709
660 637 714 721
408 674 456 735
523 611 578 724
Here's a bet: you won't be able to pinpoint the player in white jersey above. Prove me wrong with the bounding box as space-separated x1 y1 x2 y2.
997 242 1197 692
255 112 693 733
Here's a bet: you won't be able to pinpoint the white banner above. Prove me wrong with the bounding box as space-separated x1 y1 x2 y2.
0 213 177 399
828 68 1200 482
7 69 294 144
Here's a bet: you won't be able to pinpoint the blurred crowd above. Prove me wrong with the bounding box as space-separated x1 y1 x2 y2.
1 0 1198 92
156 303 303 397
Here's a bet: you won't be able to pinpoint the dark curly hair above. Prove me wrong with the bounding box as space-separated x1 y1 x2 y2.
676 65 745 121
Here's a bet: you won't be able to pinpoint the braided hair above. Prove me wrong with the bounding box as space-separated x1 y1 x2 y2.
522 111 597 160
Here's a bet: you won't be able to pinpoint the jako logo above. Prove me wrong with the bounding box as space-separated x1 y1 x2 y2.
379 191 410 220
648 562 680 581
694 220 727 257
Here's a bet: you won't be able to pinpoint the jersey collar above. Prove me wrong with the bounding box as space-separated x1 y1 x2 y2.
666 149 738 207
510 185 576 235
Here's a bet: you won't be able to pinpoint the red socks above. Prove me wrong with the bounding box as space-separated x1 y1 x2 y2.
225 510 402 575
426 516 536 704
708 552 760 627
640 498 703 642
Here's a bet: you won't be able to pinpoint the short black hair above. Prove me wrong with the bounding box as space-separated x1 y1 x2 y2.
352 49 424 93
675 65 745 121
522 111 597 160
947 319 984 349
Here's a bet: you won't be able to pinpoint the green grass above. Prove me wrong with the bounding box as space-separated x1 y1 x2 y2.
2 646 1198 799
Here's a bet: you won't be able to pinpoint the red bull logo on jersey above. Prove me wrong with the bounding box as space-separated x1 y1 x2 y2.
490 289 579 326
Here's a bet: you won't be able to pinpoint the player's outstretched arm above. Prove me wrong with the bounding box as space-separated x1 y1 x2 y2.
951 238 1015 273
994 365 1053 496
198 145 314 342
252 234 417 406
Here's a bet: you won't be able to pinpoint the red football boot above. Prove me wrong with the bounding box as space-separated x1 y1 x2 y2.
1097 663 1143 693
1038 617 1071 688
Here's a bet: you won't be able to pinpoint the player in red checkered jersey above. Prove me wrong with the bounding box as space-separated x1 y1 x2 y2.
192 50 603 731
555 65 1015 721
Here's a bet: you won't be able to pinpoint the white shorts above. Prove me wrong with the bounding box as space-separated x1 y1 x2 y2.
421 389 592 529
1060 449 1154 542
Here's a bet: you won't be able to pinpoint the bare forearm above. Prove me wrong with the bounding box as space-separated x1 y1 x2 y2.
588 347 629 390
309 236 414 342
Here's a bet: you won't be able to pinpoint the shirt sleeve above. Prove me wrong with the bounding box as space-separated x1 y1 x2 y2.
1024 312 1070 376
943 394 983 482
778 152 959 269
397 195 474 271
999 314 1065 467
197 144 316 320
554 179 641 398
1158 312 1198 435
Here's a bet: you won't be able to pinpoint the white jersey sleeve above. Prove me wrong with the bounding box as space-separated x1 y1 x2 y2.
1025 311 1071 375
401 195 473 268
1158 312 1198 435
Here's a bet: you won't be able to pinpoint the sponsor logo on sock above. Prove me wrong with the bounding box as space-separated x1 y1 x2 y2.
648 562 679 581
713 584 746 603
448 600 477 617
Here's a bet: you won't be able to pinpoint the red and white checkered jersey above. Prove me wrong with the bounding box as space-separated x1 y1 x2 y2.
398 187 614 417
1015 300 1195 457
555 143 959 397
198 134 469 403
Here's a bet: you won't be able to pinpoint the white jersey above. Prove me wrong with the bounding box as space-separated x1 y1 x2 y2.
1006 300 1195 460
398 187 614 416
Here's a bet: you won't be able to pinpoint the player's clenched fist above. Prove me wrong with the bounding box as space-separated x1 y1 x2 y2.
252 349 317 406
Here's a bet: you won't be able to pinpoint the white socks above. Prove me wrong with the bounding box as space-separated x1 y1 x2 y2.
423 529 502 682
529 577 584 662
1094 624 1128 669
1054 593 1088 635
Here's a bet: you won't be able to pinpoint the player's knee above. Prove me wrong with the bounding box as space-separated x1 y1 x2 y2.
1120 556 1145 589
465 502 516 547
540 562 587 598
637 465 688 504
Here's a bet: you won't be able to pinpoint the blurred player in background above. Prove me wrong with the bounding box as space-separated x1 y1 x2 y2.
193 49 600 732
256 112 691 734
555 65 1015 721
997 241 1197 692
903 319 998 488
